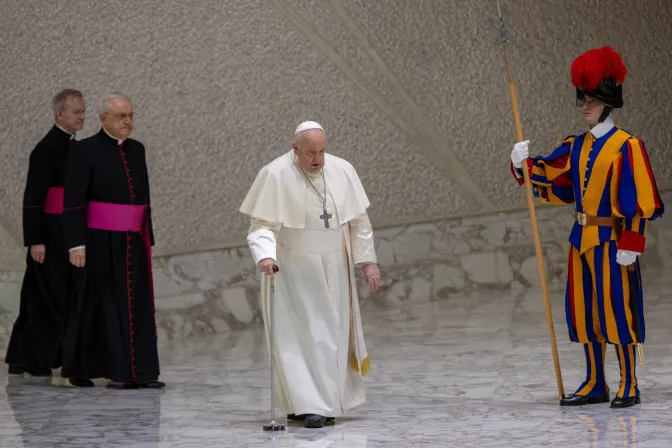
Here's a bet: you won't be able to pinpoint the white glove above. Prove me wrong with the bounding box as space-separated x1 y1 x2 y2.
616 250 640 266
511 140 530 169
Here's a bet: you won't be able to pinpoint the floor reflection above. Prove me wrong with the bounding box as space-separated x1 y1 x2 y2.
0 268 669 447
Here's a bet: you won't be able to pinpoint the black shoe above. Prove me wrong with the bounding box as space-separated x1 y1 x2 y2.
52 376 95 388
611 396 641 408
8 365 24 375
303 414 335 428
288 413 334 423
288 414 307 421
9 365 52 377
107 382 140 389
304 414 327 428
139 381 165 389
560 392 610 406
31 367 52 377
69 378 95 387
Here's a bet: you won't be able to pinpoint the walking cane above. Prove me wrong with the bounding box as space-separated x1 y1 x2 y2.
263 264 285 432
492 0 565 399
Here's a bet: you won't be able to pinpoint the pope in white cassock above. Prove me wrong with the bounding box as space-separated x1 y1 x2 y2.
239 121 381 429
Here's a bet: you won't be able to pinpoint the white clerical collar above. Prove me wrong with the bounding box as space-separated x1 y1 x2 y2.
103 126 125 145
55 124 75 139
590 116 615 139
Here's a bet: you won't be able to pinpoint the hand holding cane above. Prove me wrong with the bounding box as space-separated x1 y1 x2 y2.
263 264 285 432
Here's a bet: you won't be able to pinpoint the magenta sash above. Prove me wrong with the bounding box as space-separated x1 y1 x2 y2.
86 201 155 309
87 201 146 232
44 187 64 214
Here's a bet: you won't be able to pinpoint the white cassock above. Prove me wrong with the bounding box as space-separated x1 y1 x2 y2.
240 149 377 418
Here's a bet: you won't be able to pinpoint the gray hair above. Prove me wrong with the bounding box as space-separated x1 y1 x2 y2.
51 88 83 114
98 92 131 114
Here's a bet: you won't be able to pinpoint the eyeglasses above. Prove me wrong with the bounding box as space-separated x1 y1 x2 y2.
107 112 134 121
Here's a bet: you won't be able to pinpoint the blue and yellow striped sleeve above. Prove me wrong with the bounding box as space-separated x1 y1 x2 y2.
611 137 665 253
510 136 576 205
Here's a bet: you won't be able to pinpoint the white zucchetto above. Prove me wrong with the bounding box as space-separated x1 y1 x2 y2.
294 121 324 135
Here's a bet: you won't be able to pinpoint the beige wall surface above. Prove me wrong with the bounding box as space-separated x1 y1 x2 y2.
1 0 670 261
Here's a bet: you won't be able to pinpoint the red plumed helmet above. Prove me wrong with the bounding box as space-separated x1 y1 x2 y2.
570 46 627 108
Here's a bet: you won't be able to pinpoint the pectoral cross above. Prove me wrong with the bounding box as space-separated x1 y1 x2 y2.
320 208 332 229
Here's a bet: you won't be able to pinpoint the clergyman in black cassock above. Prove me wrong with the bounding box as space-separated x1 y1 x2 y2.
62 92 164 389
5 89 86 379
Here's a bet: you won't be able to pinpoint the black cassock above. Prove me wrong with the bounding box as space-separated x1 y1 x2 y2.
5 125 74 372
62 129 160 384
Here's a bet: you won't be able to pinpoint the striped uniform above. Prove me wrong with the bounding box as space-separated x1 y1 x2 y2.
512 124 664 399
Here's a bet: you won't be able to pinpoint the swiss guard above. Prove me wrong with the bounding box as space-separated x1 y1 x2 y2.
509 46 665 408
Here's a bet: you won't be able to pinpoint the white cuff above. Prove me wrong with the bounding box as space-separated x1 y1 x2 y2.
616 249 639 266
69 245 85 252
349 214 377 265
247 228 277 265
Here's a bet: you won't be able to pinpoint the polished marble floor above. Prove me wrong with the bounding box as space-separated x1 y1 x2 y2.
1 267 670 447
